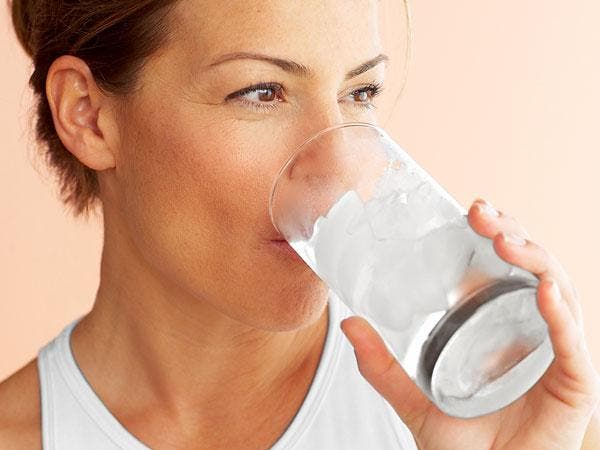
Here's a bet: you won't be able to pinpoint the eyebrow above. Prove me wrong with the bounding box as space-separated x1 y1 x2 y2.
207 52 389 81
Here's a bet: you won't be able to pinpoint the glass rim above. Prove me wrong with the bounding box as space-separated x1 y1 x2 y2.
267 121 386 236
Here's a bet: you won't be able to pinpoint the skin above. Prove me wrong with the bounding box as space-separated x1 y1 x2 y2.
2 0 384 448
1 0 599 448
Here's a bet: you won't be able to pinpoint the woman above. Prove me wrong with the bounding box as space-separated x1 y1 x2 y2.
1 0 599 448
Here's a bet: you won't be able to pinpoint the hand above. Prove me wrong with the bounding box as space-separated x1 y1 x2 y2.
340 198 600 450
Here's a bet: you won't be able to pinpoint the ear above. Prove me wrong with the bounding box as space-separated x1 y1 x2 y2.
45 55 117 171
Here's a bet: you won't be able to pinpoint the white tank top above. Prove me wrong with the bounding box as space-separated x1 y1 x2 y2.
37 290 418 449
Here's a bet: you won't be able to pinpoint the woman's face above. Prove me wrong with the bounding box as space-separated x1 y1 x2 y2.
107 0 387 331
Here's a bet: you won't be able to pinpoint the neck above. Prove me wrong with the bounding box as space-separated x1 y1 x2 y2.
69 221 329 443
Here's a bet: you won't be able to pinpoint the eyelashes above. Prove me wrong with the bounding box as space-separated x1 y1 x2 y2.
347 81 384 109
225 82 284 111
361 82 385 99
225 81 385 112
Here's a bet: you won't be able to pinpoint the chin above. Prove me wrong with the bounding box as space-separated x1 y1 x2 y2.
255 281 330 333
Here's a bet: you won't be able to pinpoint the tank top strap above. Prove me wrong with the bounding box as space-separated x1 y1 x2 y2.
37 316 150 449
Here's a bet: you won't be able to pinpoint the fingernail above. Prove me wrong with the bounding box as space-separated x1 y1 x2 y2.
502 232 527 246
476 201 499 217
549 278 561 300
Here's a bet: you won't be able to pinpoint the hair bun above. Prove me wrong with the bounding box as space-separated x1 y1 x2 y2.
10 0 38 57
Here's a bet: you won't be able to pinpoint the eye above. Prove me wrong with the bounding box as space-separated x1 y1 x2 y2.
225 82 284 112
342 82 384 110
225 81 385 112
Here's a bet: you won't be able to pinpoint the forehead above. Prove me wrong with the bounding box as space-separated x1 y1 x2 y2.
170 0 382 72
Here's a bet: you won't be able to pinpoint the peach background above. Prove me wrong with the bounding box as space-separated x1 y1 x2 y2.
2 0 599 381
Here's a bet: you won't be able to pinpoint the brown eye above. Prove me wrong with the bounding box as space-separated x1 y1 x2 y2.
226 82 284 112
353 90 370 103
256 88 277 102
343 82 384 110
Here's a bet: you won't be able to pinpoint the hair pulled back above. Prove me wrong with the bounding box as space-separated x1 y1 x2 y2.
10 0 178 217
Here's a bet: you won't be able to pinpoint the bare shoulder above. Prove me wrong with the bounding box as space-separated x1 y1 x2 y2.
0 358 42 449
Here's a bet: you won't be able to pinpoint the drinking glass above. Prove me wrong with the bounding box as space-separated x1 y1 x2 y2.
268 122 554 418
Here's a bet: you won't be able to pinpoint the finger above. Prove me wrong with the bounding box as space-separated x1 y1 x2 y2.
536 277 600 410
467 198 532 240
492 232 583 328
468 198 576 304
340 316 432 433
538 277 584 365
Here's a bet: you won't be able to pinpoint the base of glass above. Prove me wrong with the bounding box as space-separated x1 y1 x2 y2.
417 277 555 418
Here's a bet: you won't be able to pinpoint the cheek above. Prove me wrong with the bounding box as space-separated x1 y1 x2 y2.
113 98 329 328
176 117 300 241
117 108 294 294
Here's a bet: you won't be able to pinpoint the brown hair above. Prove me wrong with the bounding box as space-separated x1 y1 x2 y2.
10 0 179 218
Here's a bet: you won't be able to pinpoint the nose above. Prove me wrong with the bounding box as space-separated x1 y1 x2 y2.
268 97 381 241
304 102 345 138
291 108 349 182
274 101 344 182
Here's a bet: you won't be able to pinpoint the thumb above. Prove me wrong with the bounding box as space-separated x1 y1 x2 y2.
340 315 433 433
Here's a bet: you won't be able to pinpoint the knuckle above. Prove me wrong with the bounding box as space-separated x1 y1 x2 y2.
582 373 600 412
355 349 395 383
545 250 562 268
535 245 555 267
502 212 518 226
508 220 531 240
374 354 398 384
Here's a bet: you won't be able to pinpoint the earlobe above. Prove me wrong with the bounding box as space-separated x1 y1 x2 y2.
46 55 116 171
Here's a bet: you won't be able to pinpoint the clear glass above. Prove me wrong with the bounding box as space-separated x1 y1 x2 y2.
268 122 554 418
